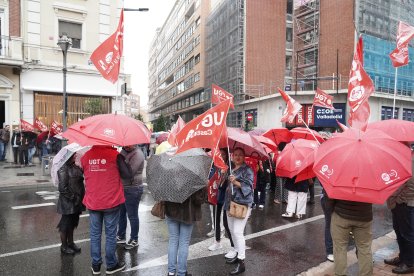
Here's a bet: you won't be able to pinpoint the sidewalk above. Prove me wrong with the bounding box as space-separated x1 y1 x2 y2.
299 231 414 276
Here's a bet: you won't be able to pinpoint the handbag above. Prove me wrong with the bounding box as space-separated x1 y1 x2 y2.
228 200 248 219
151 201 165 219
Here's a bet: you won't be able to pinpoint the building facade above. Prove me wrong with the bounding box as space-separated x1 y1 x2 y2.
148 0 210 125
18 0 130 128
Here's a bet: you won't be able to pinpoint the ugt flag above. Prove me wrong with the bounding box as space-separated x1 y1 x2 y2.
51 121 63 135
167 116 186 146
34 117 48 132
278 88 302 123
389 21 414 67
313 88 334 110
20 119 34 132
211 147 228 170
175 99 231 154
90 9 124 83
211 84 234 109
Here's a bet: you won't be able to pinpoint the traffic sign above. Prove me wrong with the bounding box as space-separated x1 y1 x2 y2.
246 113 253 121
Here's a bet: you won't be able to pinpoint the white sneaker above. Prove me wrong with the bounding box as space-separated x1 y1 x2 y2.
208 241 222 251
281 212 293 218
225 248 237 259
327 254 334 262
206 229 215 237
258 205 264 210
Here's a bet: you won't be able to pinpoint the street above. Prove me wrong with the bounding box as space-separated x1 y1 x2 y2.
0 182 394 276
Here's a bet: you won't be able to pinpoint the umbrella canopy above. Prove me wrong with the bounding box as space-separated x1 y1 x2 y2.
222 127 268 160
248 128 266 136
368 119 414 142
62 114 151 146
156 132 169 145
276 139 319 178
155 141 175 155
252 135 278 153
295 150 317 182
313 128 412 204
290 127 325 143
146 148 211 203
263 128 293 145
51 143 90 187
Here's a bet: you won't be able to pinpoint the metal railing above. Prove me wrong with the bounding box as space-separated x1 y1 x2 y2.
0 35 23 61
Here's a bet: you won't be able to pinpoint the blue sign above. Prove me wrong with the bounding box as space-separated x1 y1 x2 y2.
314 103 346 127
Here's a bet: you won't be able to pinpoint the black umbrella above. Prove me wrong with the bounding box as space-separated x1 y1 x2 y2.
146 148 211 203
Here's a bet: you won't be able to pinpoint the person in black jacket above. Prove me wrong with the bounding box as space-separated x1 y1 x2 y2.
10 127 21 164
56 154 85 255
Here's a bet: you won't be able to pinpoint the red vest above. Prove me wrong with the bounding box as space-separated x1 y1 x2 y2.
81 146 125 210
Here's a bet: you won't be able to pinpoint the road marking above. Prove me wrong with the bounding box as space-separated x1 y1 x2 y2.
11 203 55 210
80 214 89 218
0 239 90 258
126 214 325 271
1 191 11 193
43 196 58 200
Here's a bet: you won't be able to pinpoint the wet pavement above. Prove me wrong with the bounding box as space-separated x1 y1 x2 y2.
0 160 405 275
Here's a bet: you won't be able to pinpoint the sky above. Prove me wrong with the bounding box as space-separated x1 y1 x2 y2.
123 0 176 107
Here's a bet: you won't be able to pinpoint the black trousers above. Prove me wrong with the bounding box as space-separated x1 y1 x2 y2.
213 203 234 247
12 147 19 163
392 203 414 266
19 148 28 165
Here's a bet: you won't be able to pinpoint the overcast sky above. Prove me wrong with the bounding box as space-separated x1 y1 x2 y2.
123 0 176 107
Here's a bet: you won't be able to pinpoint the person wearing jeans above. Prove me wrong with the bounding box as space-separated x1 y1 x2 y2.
116 145 145 249
320 189 334 262
0 125 10 161
165 188 206 276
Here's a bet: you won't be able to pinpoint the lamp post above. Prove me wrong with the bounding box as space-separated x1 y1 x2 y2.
57 34 72 131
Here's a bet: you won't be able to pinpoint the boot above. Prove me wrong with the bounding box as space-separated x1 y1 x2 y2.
60 245 76 255
225 253 239 264
230 259 245 275
68 243 81 253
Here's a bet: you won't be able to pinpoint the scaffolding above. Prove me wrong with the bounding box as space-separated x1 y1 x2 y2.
293 0 320 91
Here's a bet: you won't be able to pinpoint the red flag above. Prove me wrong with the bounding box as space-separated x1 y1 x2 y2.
389 21 414 67
313 88 334 110
175 99 231 154
278 88 302 123
167 116 186 146
20 119 34 132
51 120 63 135
336 119 348 131
211 84 235 109
347 36 374 114
90 9 124 83
207 170 219 205
348 100 370 131
34 117 48 132
212 147 228 170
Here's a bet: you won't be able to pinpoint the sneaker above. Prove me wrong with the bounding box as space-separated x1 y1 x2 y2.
208 241 222 251
206 229 215 237
116 236 126 244
225 248 237 259
281 212 293 218
91 263 101 275
295 214 303 219
125 239 138 250
106 262 126 274
258 205 264 210
273 199 281 204
327 254 334 262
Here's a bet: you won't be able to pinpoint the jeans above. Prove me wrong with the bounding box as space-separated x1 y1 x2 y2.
331 212 373 276
321 195 333 255
117 186 143 241
0 142 7 160
166 217 194 276
89 207 120 268
28 147 36 164
392 203 414 266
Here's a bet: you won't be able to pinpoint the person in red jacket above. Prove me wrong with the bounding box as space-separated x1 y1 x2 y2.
81 146 126 275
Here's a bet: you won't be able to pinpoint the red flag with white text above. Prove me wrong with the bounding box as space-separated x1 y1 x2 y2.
51 121 63 135
167 116 186 146
389 21 414 67
348 100 370 131
278 88 302 123
347 36 374 114
211 84 235 109
175 99 231 154
20 119 34 132
313 88 334 110
207 170 219 205
34 117 48 132
212 147 228 170
90 9 124 83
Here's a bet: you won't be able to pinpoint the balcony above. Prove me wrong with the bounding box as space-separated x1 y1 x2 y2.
0 36 23 66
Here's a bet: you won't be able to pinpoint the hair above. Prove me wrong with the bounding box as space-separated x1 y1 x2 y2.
219 148 229 163
233 147 246 156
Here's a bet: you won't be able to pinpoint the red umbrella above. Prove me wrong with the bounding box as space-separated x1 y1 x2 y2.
368 119 414 142
248 128 266 136
62 114 151 146
313 128 412 204
276 139 319 178
295 151 316 182
156 133 169 145
263 128 293 145
221 127 268 160
252 135 278 153
290 127 325 143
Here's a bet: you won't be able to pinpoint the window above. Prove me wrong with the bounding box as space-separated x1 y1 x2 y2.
381 106 399 120
195 53 200 64
403 109 414 122
194 72 200 82
59 21 82 49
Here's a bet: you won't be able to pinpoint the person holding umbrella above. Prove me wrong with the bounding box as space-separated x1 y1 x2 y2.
56 153 85 255
225 147 254 275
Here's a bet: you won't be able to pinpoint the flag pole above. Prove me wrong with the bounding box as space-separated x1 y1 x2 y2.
392 67 398 118
300 114 321 145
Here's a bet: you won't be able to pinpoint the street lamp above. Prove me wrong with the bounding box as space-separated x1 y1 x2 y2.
57 34 72 131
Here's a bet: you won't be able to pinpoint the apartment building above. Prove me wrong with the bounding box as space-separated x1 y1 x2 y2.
17 0 130 128
148 0 210 124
